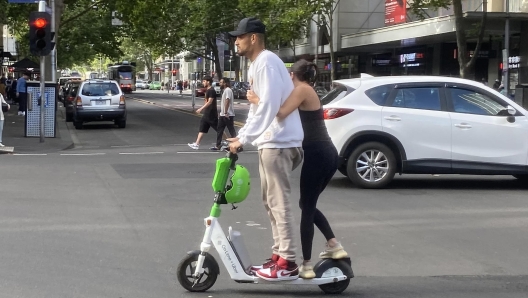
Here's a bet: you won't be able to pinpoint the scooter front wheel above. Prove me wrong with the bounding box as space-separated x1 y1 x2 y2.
177 253 218 292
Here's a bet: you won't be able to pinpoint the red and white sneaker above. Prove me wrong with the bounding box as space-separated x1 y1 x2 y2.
250 254 279 272
256 257 299 281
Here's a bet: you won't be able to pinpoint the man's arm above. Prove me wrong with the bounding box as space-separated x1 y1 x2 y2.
224 89 232 116
237 65 283 145
197 90 214 113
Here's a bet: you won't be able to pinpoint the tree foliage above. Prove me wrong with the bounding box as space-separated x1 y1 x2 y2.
3 0 124 69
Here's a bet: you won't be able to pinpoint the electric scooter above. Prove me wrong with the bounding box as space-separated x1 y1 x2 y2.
176 149 354 294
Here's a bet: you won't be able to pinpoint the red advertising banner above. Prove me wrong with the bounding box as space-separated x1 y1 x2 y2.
385 0 407 26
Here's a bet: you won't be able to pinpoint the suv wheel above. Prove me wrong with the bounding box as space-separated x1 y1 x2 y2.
346 142 396 189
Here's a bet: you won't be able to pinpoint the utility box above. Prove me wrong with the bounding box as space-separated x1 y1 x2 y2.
25 81 57 138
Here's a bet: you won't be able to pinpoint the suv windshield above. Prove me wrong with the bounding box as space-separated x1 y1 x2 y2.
320 84 351 105
82 83 120 96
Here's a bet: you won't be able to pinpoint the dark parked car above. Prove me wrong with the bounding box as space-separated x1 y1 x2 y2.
232 81 249 99
64 84 80 122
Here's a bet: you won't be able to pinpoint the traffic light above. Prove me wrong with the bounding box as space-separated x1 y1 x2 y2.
172 69 177 75
29 11 52 56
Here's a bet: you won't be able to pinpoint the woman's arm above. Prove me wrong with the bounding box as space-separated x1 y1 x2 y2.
276 87 304 119
246 86 305 119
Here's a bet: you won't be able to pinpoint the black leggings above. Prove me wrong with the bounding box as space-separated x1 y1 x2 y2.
299 141 338 261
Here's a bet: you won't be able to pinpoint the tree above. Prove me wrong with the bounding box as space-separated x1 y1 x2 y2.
120 38 159 81
3 0 125 69
308 0 340 83
409 0 488 78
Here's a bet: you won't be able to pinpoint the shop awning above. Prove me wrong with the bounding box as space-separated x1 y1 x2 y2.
340 12 528 53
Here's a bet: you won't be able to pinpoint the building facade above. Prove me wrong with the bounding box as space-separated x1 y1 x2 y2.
274 0 528 92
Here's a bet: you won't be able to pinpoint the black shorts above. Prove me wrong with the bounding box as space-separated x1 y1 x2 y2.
199 117 218 133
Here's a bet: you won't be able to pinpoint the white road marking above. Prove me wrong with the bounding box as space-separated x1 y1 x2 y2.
177 151 220 154
111 145 150 148
177 151 258 154
119 152 164 155
60 153 106 156
11 153 48 156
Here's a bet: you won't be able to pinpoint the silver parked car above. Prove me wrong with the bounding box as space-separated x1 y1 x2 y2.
73 80 127 129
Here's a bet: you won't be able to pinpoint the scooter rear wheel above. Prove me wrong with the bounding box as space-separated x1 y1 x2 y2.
314 258 353 294
177 254 218 292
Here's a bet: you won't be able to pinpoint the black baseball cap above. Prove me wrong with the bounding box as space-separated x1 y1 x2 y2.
228 17 266 37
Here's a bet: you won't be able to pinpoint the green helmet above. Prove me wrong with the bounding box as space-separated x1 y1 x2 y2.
225 165 251 204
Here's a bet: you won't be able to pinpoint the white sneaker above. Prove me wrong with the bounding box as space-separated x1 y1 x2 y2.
319 242 348 259
0 143 5 147
17 111 21 116
187 142 199 150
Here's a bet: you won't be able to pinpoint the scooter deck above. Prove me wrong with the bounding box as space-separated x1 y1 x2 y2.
234 275 349 285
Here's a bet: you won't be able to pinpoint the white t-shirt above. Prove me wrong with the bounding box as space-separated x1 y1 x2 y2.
220 87 235 117
237 50 303 149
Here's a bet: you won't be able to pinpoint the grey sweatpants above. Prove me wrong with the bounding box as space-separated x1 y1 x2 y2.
258 147 304 261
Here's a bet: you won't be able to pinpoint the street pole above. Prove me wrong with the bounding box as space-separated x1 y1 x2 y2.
504 0 510 95
51 0 56 83
172 56 175 90
39 0 46 143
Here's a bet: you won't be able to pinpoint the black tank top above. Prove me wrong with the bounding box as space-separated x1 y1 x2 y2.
299 108 332 145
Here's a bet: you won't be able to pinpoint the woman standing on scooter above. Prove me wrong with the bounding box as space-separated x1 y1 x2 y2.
246 59 348 279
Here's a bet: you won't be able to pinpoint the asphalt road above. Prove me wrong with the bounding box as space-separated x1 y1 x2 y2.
0 90 527 297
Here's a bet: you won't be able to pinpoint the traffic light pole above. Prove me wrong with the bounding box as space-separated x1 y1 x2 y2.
39 0 46 143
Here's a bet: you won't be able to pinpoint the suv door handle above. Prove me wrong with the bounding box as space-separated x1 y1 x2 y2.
384 115 401 121
454 123 472 129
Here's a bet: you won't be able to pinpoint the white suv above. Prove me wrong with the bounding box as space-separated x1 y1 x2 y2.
323 75 528 189
73 80 127 129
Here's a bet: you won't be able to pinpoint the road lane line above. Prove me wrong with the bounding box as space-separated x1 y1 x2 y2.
177 151 258 154
111 145 151 148
12 153 48 156
119 152 164 155
60 153 106 156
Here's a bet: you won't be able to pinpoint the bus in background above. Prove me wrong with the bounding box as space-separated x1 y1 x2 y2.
107 61 136 93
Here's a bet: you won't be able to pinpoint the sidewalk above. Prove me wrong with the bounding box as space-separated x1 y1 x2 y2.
0 101 74 154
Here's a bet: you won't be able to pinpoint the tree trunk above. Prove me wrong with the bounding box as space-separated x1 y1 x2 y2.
453 0 487 78
208 37 222 80
328 23 335 82
291 39 297 60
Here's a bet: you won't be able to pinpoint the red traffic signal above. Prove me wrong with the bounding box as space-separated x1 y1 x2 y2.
172 70 177 75
34 18 47 28
29 11 52 56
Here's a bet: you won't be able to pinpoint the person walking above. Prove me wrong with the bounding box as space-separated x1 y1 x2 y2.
188 75 218 150
0 92 10 147
10 78 17 104
178 80 183 96
227 17 304 281
246 59 348 279
210 78 236 151
16 72 29 116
